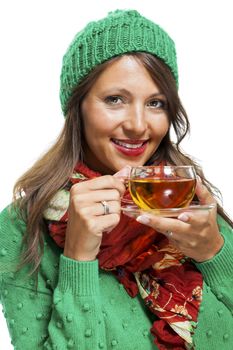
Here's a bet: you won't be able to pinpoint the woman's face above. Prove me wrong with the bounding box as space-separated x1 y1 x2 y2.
81 55 169 174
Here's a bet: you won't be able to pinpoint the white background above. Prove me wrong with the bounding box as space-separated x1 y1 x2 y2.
0 0 232 348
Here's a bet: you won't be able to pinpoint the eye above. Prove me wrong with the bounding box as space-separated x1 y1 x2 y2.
147 99 167 109
104 96 123 105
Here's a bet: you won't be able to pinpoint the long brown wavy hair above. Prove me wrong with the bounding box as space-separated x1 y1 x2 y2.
13 52 233 275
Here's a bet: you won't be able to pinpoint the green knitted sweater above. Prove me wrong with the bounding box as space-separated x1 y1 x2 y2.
0 205 233 350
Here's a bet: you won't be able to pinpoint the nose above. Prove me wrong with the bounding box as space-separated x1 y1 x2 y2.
123 103 147 136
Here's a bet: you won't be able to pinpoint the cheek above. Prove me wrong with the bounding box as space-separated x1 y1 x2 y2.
82 113 112 143
150 115 170 138
82 105 120 138
82 104 101 134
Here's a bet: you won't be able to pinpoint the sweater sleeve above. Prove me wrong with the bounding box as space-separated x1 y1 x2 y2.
45 255 107 350
1 257 107 350
0 206 107 350
194 215 233 310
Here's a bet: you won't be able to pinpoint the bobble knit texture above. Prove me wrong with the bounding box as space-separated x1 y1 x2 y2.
1 205 233 349
60 9 178 115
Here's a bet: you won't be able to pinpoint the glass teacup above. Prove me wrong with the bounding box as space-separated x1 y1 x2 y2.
129 165 197 210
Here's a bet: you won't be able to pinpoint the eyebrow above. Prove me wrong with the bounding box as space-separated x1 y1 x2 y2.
101 88 166 99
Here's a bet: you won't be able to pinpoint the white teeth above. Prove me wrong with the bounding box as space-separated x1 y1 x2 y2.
113 139 144 149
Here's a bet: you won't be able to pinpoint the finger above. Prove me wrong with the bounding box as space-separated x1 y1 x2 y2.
177 210 211 228
163 230 177 241
72 189 121 204
78 200 121 216
136 214 188 235
71 175 126 196
195 179 216 205
94 213 121 232
113 165 131 182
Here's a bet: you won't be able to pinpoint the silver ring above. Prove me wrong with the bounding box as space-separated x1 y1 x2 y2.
101 201 110 215
165 230 173 238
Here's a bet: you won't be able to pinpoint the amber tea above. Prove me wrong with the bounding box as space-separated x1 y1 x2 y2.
129 166 197 210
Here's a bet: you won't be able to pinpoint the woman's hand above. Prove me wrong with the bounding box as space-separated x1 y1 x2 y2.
136 180 224 262
63 167 130 261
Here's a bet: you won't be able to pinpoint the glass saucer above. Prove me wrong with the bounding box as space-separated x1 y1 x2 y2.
121 199 216 218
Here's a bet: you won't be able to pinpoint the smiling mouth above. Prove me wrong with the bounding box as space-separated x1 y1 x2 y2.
110 138 149 157
111 138 148 149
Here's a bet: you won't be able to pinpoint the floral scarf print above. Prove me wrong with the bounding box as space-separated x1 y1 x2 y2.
43 162 203 350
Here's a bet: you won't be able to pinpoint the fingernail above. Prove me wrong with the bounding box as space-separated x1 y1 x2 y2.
113 166 131 178
118 177 127 183
178 213 189 222
136 215 151 225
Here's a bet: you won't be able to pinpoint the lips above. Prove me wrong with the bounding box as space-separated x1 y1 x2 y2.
111 138 148 156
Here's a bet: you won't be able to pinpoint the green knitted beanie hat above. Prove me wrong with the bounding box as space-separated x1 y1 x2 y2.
60 9 178 115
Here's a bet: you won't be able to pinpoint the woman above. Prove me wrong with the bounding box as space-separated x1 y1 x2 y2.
0 9 233 350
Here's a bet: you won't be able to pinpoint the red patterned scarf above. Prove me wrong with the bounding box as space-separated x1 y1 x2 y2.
43 162 203 350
